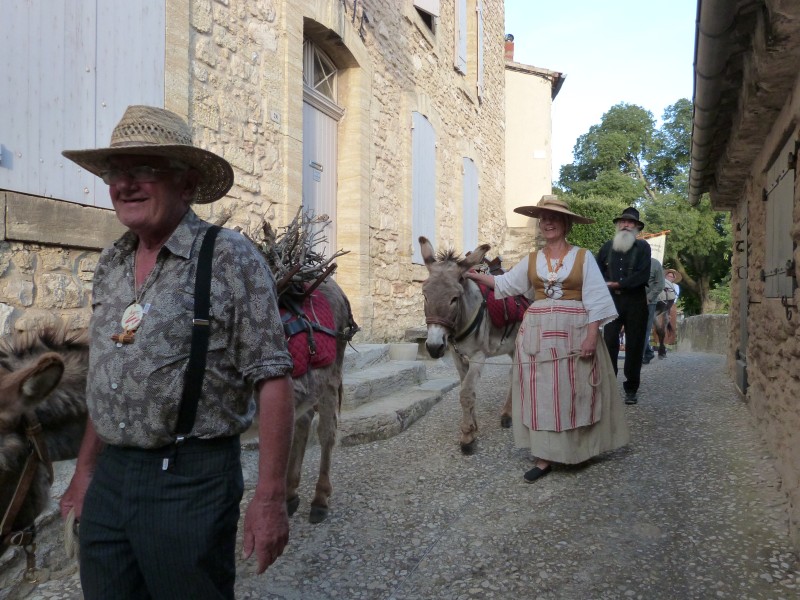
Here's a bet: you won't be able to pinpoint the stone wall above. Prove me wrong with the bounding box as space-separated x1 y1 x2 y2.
727 91 800 550
677 314 729 355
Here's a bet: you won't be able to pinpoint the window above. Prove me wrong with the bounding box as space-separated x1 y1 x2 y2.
462 158 478 251
412 112 436 264
414 0 439 32
304 41 337 102
763 136 796 298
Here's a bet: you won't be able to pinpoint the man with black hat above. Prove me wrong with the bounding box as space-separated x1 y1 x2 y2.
596 207 651 404
59 105 294 598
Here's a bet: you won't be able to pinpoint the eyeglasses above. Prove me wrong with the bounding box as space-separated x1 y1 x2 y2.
100 165 181 185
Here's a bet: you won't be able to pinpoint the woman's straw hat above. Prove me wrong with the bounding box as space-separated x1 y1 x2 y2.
664 268 683 283
62 105 234 204
513 195 594 224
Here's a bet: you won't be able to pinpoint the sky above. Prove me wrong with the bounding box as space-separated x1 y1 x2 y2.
504 0 697 182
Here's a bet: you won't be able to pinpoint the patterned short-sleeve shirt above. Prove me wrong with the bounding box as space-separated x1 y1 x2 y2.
88 209 293 448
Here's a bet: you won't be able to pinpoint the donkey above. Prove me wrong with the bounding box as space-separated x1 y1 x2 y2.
419 237 523 454
653 298 676 358
0 328 89 558
284 277 358 523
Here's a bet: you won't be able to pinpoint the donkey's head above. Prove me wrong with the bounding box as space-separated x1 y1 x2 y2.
418 236 490 358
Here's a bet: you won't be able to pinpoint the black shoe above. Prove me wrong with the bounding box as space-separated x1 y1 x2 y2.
523 465 552 483
625 392 638 405
642 358 651 365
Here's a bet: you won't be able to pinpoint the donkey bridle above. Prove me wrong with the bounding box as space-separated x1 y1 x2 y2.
425 283 488 343
1 411 54 551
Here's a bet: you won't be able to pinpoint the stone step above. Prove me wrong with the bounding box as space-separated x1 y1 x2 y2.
343 343 389 372
337 377 459 446
342 360 427 409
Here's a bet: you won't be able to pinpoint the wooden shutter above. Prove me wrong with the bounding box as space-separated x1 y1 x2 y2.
764 136 796 298
476 0 484 100
412 112 437 264
462 158 478 252
454 0 467 74
414 0 440 17
0 0 165 208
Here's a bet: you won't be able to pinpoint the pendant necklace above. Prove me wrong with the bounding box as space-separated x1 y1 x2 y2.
545 247 568 284
112 250 160 344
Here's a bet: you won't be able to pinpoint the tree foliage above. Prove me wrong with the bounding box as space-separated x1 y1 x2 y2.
556 99 731 314
563 196 627 254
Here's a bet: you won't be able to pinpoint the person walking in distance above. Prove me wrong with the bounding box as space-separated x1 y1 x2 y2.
465 196 628 483
642 257 665 365
596 207 651 405
59 105 295 599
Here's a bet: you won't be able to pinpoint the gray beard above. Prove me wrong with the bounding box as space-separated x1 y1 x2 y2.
612 230 637 253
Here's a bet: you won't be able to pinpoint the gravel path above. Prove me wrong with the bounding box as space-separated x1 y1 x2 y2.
7 351 800 599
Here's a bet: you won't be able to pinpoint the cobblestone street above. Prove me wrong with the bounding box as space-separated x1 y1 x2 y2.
7 351 800 599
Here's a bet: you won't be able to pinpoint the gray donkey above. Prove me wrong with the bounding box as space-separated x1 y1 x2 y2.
419 237 521 454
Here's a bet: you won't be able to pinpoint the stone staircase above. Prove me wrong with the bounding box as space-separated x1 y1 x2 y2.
337 343 459 446
239 342 459 449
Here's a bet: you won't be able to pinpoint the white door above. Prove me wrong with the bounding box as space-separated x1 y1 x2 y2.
302 41 344 258
302 102 338 257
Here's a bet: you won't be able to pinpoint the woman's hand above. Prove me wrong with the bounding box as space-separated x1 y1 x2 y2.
464 269 495 289
580 324 600 359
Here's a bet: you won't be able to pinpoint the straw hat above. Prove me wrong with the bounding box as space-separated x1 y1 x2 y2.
664 268 683 283
612 206 645 229
62 105 234 204
513 195 594 224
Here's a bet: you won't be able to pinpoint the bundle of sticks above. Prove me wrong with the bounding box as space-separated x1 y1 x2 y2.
248 208 349 297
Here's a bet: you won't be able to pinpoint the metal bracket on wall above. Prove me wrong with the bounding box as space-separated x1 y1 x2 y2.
780 295 796 321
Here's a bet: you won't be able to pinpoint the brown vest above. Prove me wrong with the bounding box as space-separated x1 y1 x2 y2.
528 248 587 301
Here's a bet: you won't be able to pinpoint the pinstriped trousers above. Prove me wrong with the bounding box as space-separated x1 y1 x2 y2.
79 438 243 600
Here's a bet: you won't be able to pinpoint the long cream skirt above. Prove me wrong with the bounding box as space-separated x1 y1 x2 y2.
511 328 630 464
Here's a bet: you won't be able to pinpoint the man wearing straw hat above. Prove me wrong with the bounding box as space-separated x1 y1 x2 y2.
59 105 294 598
596 207 651 405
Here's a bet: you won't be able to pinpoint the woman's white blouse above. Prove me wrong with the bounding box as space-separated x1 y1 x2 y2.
492 246 618 325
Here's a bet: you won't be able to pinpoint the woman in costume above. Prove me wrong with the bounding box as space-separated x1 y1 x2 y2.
465 195 629 482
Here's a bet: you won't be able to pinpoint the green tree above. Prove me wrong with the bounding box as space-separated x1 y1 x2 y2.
557 99 731 314
563 196 627 254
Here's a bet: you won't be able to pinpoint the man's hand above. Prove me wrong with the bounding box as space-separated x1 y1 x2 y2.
242 496 289 574
607 281 620 289
60 468 92 520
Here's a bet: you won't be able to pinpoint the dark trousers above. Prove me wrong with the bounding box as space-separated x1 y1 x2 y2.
79 437 243 600
603 289 648 394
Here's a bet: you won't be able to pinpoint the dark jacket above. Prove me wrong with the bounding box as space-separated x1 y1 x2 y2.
596 239 651 292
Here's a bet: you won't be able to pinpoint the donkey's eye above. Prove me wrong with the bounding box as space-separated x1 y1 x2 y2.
450 297 458 306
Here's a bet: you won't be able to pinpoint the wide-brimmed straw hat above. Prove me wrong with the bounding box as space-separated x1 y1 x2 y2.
664 268 683 283
513 195 594 224
613 206 645 229
62 105 234 204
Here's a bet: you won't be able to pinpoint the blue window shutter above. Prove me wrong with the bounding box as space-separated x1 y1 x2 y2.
454 0 467 74
462 158 478 252
412 112 436 264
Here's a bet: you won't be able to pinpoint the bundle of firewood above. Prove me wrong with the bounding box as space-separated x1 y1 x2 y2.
248 208 349 296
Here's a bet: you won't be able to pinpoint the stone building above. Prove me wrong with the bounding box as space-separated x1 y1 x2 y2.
689 0 800 551
0 0 507 341
501 36 564 265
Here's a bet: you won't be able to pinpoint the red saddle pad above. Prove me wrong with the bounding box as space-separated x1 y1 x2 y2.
280 290 337 378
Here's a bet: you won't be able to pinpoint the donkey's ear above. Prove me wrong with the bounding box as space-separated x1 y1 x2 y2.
419 237 436 267
459 243 491 270
20 354 65 408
